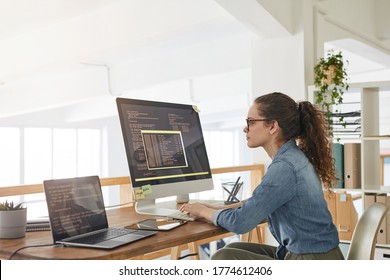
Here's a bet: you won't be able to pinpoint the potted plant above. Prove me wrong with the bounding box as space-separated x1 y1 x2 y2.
0 200 27 239
314 49 349 137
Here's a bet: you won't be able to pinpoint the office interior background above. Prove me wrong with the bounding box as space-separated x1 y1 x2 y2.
0 0 390 218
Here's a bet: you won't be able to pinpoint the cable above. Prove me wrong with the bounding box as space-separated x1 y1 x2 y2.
177 253 198 260
8 244 55 260
80 62 118 96
105 201 133 209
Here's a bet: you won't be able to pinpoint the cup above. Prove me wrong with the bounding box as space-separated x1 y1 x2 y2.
222 181 243 205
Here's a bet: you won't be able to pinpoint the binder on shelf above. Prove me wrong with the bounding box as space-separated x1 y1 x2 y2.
332 143 344 188
343 143 361 189
324 191 358 241
335 192 358 240
376 194 390 244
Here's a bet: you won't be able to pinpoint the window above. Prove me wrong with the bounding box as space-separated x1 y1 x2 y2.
52 128 77 178
77 129 101 176
0 128 20 186
204 130 236 168
24 128 52 184
0 127 102 218
23 128 101 182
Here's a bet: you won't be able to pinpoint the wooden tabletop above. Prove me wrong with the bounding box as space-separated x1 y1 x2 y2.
0 204 228 260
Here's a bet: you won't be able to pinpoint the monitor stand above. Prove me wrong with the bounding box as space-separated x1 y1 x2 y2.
176 194 189 204
135 199 179 216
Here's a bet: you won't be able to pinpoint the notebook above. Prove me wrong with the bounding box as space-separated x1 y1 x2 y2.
26 218 51 232
43 175 157 249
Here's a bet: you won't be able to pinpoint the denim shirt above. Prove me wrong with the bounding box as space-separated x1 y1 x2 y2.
212 139 339 259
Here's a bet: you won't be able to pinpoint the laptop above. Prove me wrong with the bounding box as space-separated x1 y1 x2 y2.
43 175 157 249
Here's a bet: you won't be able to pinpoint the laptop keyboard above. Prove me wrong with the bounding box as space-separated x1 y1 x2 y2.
68 228 137 245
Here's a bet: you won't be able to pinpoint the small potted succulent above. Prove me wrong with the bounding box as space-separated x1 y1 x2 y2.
0 200 27 239
314 49 349 137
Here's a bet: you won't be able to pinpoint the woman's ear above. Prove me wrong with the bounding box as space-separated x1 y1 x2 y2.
269 120 280 135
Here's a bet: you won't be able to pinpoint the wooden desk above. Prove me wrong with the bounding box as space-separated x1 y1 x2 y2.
0 205 228 260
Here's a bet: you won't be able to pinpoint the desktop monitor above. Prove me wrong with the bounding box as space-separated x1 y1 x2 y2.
116 97 214 216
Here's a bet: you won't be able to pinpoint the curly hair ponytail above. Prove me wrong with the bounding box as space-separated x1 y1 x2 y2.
297 101 336 189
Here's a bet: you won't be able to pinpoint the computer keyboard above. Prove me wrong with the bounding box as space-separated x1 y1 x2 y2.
167 211 196 221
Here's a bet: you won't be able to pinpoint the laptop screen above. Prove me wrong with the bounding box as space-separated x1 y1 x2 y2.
44 176 108 242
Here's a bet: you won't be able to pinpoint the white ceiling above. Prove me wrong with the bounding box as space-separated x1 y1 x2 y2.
0 0 390 128
0 0 256 124
0 0 388 84
0 0 121 40
0 0 243 82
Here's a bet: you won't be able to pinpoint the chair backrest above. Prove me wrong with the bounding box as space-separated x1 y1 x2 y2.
346 202 388 260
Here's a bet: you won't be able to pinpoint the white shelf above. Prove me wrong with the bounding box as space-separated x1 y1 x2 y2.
363 136 390 140
362 185 390 193
309 81 390 195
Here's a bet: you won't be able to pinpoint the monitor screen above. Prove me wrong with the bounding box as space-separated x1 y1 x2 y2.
116 98 214 216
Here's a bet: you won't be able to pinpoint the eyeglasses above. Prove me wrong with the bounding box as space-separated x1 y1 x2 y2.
245 118 270 130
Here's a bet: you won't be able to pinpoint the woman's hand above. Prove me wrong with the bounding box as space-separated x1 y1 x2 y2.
179 201 243 222
179 203 215 221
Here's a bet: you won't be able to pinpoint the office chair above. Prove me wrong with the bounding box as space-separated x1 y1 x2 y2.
346 202 388 260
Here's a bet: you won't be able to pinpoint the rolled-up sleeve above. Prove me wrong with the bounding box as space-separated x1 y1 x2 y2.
211 209 224 226
215 161 296 234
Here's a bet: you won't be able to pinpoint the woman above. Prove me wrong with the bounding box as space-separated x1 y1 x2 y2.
180 92 343 260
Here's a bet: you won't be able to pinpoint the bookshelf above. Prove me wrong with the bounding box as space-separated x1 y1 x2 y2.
309 80 390 194
309 81 390 249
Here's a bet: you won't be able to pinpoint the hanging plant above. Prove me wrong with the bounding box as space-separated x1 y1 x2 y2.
314 49 349 137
